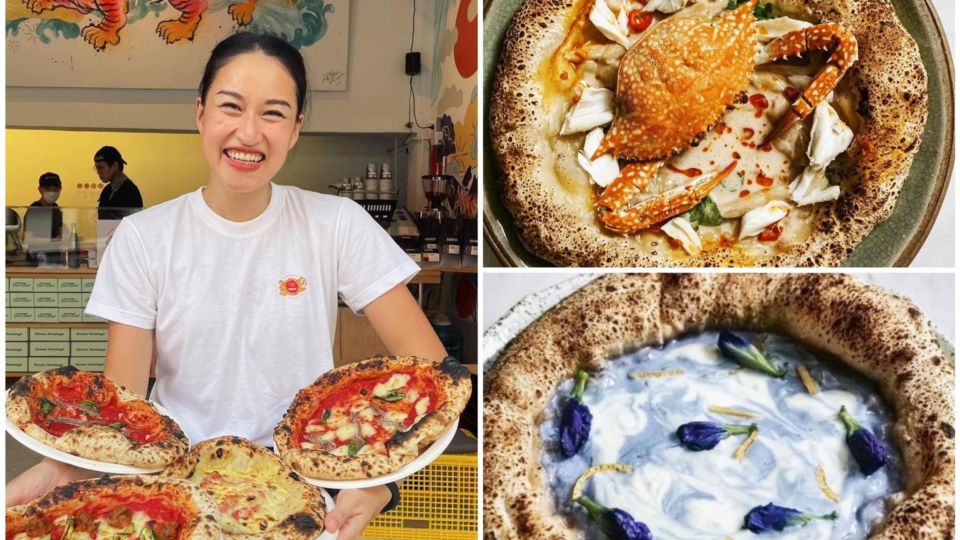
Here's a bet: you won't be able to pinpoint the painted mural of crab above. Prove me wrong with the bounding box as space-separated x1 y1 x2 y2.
563 0 859 252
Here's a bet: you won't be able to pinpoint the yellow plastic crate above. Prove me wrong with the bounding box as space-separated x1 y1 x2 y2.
362 453 478 540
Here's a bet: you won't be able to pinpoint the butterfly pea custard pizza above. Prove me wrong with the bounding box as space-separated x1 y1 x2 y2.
274 356 472 480
483 274 954 538
6 366 189 468
490 0 927 266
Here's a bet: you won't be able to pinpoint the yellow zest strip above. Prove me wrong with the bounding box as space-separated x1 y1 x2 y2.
708 406 760 419
816 467 841 503
571 463 633 501
797 364 820 395
734 430 759 461
629 368 685 379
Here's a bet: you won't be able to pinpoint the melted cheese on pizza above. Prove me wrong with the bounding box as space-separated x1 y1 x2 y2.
194 470 291 533
295 369 444 457
540 332 901 539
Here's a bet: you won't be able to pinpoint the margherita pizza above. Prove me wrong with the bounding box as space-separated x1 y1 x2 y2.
489 0 928 266
161 436 327 540
6 366 189 468
274 356 472 480
5 475 220 540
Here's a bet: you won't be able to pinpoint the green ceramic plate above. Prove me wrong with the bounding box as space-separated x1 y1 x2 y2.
482 0 954 267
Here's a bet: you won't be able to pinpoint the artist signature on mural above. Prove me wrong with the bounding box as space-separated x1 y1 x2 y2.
323 70 345 85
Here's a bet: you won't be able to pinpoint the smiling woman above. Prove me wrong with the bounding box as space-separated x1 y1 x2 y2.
5 32 452 540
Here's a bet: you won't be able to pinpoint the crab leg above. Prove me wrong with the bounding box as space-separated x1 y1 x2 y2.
761 23 859 147
598 161 738 234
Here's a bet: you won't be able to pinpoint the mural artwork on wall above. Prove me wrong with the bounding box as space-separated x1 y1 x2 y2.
433 0 477 220
6 0 349 90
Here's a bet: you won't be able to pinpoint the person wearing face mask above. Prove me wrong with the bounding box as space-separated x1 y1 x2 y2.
23 172 64 264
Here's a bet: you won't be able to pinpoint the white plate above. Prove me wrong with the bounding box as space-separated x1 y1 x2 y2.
293 421 460 490
5 390 190 474
317 489 337 540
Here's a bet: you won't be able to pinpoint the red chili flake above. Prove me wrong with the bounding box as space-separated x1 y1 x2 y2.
748 94 769 118
726 126 733 134
732 152 741 159
719 235 735 248
714 122 727 135
746 180 753 185
628 10 654 33
758 223 784 242
665 236 683 249
756 172 774 187
783 87 801 102
741 127 755 141
560 71 569 80
739 190 751 198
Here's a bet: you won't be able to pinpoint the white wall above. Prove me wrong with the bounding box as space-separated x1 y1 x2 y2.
6 1 436 134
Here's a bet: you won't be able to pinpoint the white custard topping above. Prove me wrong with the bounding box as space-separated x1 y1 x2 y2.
540 332 901 539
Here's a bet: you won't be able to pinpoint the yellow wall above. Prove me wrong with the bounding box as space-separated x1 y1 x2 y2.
7 129 207 209
7 128 411 210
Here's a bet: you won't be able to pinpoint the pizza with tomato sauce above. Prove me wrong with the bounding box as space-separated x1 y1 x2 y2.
5 475 220 540
274 356 472 480
162 437 327 539
6 366 189 468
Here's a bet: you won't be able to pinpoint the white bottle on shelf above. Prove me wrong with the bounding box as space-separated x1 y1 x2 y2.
379 162 394 200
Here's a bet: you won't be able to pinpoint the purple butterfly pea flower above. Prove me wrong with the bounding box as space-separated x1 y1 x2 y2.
560 370 593 457
838 406 890 475
576 494 653 540
744 503 837 533
717 331 785 378
676 421 757 451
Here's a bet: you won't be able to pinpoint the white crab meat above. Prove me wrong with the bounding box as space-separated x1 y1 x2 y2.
560 86 615 135
739 201 792 239
661 217 702 255
807 102 854 170
578 127 621 187
644 0 686 13
790 167 841 206
755 17 813 43
590 0 632 49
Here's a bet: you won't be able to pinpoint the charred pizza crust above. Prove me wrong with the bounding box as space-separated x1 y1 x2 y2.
6 475 221 540
6 366 189 468
161 436 326 540
490 0 927 266
274 356 471 480
484 274 953 538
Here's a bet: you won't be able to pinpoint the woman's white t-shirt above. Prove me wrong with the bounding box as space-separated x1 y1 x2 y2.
85 184 419 446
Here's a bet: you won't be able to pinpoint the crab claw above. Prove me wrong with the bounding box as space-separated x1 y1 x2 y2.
761 23 859 147
593 0 758 162
598 161 738 234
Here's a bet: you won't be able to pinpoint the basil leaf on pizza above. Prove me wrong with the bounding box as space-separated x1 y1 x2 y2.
6 366 189 468
274 356 472 480
489 0 927 266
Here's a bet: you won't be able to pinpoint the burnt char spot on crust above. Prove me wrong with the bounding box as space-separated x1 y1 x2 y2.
438 357 471 381
8 375 34 399
285 513 323 533
385 413 436 449
215 448 224 459
54 365 79 377
942 423 955 439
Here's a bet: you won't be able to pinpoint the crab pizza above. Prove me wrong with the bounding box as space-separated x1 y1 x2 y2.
490 0 927 266
161 437 327 539
5 475 221 540
274 356 472 480
6 366 189 468
484 274 954 538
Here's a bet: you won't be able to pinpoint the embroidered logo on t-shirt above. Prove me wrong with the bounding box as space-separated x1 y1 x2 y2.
279 276 307 297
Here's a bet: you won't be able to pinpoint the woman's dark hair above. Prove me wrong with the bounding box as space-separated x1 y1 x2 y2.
198 32 308 116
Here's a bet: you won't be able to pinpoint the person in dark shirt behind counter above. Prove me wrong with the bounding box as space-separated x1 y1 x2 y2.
23 172 64 264
94 145 143 220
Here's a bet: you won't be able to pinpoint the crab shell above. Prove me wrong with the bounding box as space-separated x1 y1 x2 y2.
593 0 759 162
